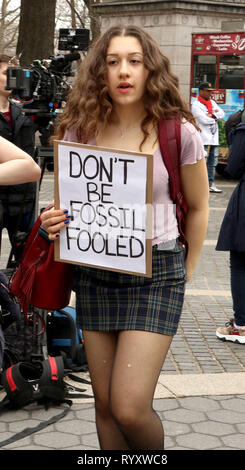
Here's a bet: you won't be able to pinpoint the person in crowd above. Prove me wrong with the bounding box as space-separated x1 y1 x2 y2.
0 54 37 263
0 135 40 370
40 25 209 450
191 81 225 193
216 119 245 344
0 136 40 184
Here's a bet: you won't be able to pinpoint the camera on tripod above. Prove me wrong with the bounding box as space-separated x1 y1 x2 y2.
6 28 89 146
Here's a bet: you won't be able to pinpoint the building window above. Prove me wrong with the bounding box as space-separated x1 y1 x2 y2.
193 55 217 88
219 55 245 89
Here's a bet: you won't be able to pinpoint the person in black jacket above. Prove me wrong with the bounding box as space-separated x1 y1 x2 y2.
0 54 37 264
0 136 40 371
216 120 245 343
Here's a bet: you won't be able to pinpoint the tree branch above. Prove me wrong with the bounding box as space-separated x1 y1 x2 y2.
3 26 18 49
65 0 85 27
5 13 20 28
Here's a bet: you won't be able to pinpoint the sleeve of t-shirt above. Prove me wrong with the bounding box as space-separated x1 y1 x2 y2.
180 120 206 166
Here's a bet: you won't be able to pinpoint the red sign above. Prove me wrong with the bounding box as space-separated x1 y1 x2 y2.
192 32 245 55
211 89 226 104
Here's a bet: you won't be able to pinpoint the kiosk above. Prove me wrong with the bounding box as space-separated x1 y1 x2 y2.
190 32 245 169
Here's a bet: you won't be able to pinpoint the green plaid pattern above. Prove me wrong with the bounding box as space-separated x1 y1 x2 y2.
73 240 186 336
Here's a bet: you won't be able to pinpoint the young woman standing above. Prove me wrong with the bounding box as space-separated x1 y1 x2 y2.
41 26 209 450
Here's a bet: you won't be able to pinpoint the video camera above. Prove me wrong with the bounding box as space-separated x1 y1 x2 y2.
6 29 89 145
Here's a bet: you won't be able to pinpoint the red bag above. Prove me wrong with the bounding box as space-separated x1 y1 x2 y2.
10 207 74 317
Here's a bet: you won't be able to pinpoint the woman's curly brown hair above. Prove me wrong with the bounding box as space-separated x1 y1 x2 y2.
54 25 198 148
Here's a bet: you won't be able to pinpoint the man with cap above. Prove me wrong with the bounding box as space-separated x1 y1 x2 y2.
191 81 225 193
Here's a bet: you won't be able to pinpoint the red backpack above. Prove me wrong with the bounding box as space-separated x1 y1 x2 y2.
158 119 188 248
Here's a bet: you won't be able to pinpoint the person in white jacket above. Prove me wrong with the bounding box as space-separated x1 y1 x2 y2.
191 82 225 193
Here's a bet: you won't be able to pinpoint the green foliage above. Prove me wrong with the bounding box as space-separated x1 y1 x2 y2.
218 120 227 148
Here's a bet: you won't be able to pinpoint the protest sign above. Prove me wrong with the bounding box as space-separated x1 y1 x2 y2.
54 141 153 277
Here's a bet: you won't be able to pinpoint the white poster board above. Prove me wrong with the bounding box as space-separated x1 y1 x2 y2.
54 141 153 277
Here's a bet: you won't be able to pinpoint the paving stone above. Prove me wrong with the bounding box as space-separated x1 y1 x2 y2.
164 436 175 448
178 397 220 412
211 395 235 401
163 409 206 424
12 444 51 450
207 410 245 424
81 432 100 448
34 431 80 448
167 445 192 450
0 410 29 422
2 436 32 449
75 407 96 421
153 399 179 412
192 421 235 436
176 432 221 450
236 423 245 433
222 434 245 449
71 403 95 410
55 418 96 434
0 432 17 446
29 406 66 420
164 420 191 436
66 445 98 450
216 446 239 450
220 398 245 412
31 424 55 433
9 420 40 433
0 424 7 431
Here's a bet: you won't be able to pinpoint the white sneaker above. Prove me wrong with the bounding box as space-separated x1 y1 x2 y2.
209 185 222 193
216 319 245 344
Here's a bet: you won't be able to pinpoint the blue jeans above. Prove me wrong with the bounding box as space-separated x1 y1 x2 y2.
204 145 218 186
230 251 245 327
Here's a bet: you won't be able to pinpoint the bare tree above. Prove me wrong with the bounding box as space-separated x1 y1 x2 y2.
0 0 20 53
56 0 89 30
16 0 57 66
83 0 101 42
56 0 100 43
69 0 76 28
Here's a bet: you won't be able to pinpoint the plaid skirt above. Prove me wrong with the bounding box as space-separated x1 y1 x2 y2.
73 240 186 336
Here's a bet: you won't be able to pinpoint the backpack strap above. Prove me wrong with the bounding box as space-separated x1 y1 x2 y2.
158 119 181 202
158 119 188 248
0 362 38 409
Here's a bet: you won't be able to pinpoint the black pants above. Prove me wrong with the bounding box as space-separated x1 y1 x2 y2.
230 251 245 327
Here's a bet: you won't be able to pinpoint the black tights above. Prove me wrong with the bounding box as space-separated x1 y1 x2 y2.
83 330 172 450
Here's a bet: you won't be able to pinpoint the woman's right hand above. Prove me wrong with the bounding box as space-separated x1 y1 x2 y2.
40 206 70 240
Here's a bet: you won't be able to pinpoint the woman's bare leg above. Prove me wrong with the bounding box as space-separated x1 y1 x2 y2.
83 330 129 450
109 330 172 450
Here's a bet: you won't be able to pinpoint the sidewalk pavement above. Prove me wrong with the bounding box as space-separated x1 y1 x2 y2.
1 174 245 451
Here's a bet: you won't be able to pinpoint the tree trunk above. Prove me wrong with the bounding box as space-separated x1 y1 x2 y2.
84 0 100 43
70 0 76 28
16 0 57 66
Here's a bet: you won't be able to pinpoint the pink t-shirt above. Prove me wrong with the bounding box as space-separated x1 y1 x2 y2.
63 120 205 246
152 120 204 245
